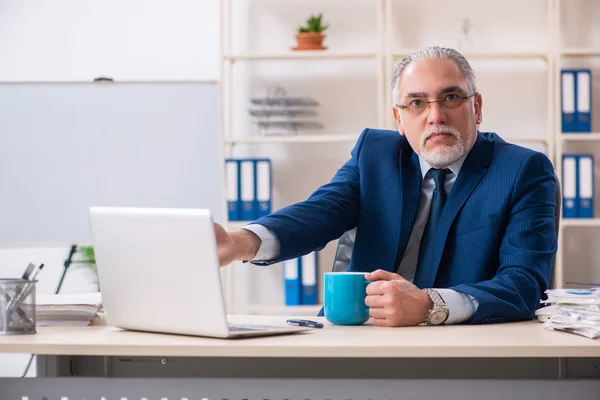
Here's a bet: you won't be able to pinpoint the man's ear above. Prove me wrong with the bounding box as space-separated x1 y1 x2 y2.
474 93 483 125
392 106 405 136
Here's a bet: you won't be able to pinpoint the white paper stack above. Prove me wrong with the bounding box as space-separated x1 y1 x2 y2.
536 288 600 340
35 292 103 327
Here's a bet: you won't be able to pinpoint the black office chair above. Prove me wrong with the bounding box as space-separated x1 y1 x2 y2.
331 177 562 288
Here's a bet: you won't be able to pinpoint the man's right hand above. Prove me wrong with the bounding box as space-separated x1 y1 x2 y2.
213 222 262 266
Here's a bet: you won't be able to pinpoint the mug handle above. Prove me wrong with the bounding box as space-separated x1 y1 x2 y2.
364 278 371 313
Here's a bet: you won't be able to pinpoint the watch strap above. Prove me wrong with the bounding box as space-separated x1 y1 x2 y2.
423 288 449 325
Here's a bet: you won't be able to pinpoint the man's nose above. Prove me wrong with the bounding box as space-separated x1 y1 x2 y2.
426 101 448 125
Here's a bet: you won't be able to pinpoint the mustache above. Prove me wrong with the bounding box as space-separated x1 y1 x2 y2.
420 125 460 147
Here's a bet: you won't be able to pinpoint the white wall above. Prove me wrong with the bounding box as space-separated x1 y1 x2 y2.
0 0 219 82
0 0 219 377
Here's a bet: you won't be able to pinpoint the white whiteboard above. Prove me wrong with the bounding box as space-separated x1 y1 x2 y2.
0 82 225 245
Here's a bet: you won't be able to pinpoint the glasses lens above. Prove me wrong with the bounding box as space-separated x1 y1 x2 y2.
443 96 465 109
402 93 472 115
408 103 426 114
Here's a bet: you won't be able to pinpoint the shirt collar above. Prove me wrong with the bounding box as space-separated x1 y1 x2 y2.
418 150 469 180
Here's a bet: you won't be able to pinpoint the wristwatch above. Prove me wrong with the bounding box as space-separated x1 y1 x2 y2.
423 288 449 325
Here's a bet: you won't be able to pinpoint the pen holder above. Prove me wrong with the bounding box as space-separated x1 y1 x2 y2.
0 278 37 335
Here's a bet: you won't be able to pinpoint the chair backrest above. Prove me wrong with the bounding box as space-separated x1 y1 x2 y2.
332 176 562 285
550 176 561 288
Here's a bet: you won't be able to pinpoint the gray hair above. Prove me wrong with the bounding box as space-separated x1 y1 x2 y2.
391 46 477 105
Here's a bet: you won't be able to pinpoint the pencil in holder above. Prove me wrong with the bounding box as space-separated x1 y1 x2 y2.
0 278 37 335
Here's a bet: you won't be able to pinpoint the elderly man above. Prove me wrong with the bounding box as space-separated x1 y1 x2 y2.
214 46 557 327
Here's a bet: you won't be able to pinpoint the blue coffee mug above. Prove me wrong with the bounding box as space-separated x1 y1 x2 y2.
324 272 370 325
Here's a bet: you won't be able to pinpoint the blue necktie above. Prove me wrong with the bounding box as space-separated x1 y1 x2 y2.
413 168 451 288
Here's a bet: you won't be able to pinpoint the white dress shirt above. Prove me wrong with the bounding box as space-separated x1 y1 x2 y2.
243 153 479 324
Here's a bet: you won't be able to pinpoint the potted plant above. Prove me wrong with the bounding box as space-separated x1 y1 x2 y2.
72 245 99 291
293 13 329 51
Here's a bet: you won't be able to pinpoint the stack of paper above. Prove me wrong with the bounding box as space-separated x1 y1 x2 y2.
536 288 600 340
36 292 103 327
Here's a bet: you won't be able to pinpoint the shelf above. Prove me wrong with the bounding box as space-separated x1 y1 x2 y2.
560 48 600 57
226 221 251 230
392 49 548 60
229 303 323 316
223 51 378 61
504 136 549 143
225 134 359 145
560 133 600 141
561 218 600 228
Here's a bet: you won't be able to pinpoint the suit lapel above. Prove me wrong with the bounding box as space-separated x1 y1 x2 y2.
393 147 422 270
427 134 494 285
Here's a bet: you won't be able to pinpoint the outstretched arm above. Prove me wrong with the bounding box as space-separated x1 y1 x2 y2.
248 128 371 263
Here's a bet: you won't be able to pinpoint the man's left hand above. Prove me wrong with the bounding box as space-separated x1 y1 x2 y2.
364 269 434 327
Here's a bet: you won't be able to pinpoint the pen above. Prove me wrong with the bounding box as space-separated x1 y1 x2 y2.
286 319 324 328
27 263 44 282
21 263 36 280
2 263 36 320
6 264 44 317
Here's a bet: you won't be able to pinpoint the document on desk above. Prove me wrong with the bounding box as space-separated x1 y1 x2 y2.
36 292 102 327
537 288 600 340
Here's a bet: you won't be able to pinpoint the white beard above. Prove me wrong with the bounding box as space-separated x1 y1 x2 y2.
419 125 473 167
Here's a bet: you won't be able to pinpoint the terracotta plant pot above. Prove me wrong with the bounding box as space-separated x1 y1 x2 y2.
293 32 326 51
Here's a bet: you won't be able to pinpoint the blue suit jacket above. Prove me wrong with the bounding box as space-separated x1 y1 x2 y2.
253 129 557 324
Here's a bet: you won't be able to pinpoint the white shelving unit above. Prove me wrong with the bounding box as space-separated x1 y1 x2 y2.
223 51 379 61
552 0 600 288
561 218 600 228
560 133 600 141
392 50 549 60
224 134 360 145
487 136 550 143
220 0 387 149
220 0 386 312
220 0 598 311
560 48 600 56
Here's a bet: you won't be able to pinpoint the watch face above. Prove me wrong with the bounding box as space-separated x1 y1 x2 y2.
429 309 448 325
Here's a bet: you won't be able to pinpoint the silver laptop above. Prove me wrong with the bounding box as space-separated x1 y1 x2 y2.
89 206 309 338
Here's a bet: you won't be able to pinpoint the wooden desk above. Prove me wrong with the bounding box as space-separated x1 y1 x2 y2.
1 315 600 400
1 315 600 358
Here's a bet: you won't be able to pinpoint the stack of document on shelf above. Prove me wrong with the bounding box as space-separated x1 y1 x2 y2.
36 292 102 327
536 288 600 340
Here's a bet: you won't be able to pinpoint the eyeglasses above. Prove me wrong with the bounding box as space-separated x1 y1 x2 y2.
395 93 476 116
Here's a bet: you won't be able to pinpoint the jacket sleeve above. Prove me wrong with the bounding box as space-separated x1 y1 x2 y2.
249 128 369 264
450 151 557 324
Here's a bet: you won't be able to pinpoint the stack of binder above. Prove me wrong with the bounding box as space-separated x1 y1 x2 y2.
561 69 592 133
562 154 594 218
283 251 319 306
225 158 272 222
